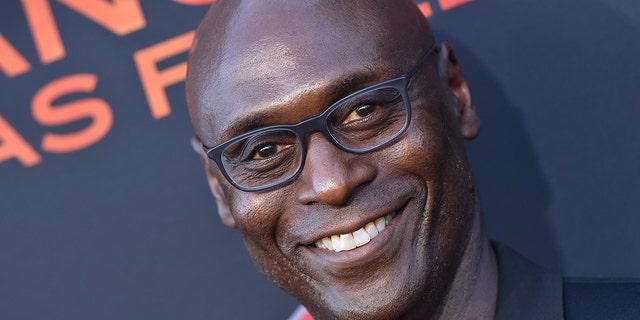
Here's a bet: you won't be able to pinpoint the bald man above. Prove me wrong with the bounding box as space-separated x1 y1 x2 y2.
185 1 564 319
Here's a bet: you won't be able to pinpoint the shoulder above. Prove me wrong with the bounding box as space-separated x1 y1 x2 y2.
564 279 640 320
493 242 564 320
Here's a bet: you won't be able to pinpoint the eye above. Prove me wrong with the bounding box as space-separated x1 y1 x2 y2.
342 104 382 124
252 143 292 160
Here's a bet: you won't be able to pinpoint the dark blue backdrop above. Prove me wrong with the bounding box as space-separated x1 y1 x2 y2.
1 0 638 319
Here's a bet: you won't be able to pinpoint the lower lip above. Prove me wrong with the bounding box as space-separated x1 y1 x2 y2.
306 203 409 272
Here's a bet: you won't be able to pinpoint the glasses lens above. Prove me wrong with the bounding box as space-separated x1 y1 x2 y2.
327 86 408 151
221 129 302 189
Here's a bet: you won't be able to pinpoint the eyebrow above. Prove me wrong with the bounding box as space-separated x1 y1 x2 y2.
221 111 272 142
219 71 381 143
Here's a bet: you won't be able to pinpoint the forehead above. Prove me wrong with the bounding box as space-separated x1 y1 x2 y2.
188 1 426 144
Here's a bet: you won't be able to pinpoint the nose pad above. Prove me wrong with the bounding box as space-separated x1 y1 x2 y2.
296 133 376 206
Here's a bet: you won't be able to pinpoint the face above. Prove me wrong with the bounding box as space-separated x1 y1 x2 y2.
187 1 481 319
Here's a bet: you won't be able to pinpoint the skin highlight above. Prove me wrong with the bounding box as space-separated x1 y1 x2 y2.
186 1 497 319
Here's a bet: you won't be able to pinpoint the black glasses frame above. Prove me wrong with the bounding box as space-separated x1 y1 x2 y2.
203 44 437 192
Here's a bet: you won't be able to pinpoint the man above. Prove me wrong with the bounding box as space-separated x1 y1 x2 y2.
185 1 564 319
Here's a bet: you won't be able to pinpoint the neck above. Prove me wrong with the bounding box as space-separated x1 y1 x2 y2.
437 213 498 320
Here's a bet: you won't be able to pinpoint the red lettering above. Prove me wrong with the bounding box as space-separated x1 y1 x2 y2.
417 3 433 17
133 31 194 119
0 34 32 78
0 115 41 167
20 0 145 66
172 0 215 5
438 0 473 11
21 0 66 64
32 74 113 153
57 0 146 36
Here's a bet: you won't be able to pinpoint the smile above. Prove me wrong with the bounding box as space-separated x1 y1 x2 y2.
314 211 397 252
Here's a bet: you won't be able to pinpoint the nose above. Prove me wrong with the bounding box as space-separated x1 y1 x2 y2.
296 133 377 206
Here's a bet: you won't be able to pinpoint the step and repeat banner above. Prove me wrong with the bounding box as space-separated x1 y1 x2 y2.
1 0 638 319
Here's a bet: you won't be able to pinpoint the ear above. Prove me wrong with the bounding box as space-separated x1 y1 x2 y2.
191 136 237 229
438 42 481 140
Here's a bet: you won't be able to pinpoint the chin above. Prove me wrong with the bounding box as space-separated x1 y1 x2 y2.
306 244 450 320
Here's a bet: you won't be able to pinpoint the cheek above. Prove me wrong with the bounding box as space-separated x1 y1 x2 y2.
224 188 290 267
228 191 285 242
402 105 477 237
386 104 475 227
227 191 317 301
226 188 301 261
389 107 450 177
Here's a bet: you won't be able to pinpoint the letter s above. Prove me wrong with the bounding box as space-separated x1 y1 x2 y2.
32 73 113 153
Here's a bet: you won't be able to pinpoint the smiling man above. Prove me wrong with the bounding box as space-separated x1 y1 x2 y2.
185 1 562 319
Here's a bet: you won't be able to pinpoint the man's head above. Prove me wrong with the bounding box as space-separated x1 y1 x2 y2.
186 0 485 318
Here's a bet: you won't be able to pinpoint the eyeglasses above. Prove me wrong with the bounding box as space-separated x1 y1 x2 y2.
203 44 437 192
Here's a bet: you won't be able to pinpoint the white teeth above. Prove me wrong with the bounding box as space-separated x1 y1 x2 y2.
353 228 371 247
322 237 334 251
315 212 396 252
340 234 357 251
375 217 386 232
364 222 378 238
331 235 342 252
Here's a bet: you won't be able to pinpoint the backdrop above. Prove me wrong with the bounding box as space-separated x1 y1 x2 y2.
1 0 638 319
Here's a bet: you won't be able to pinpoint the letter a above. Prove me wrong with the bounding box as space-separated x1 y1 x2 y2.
0 115 41 167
